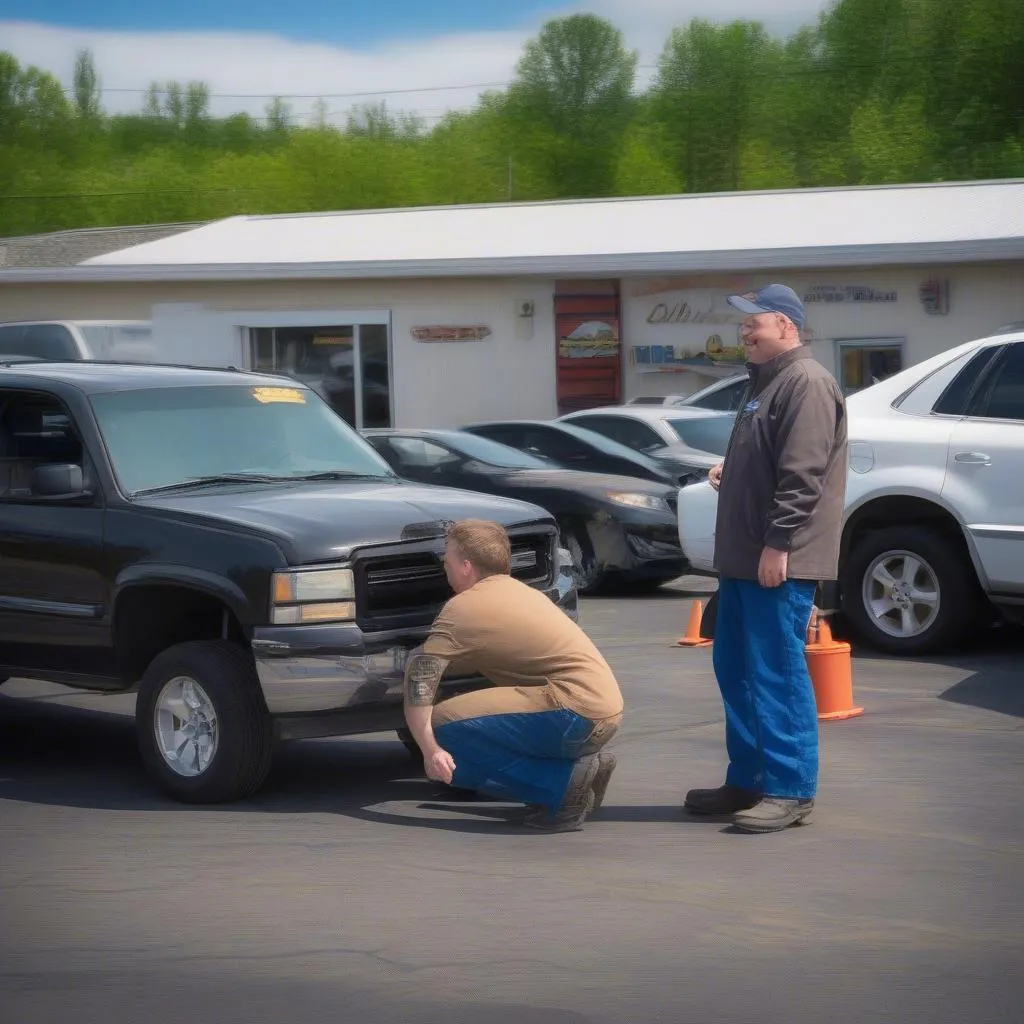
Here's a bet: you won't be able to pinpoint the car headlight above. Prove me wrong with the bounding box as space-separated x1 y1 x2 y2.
271 567 355 625
605 491 671 513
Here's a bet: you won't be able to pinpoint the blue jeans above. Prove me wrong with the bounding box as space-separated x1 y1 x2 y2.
433 709 605 812
712 577 819 800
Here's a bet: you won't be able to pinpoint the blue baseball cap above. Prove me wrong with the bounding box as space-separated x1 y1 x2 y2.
727 284 806 329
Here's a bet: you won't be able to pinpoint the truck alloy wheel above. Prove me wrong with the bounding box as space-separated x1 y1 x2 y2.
136 640 274 803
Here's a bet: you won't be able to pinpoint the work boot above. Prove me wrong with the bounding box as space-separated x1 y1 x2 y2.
683 783 760 816
590 752 618 812
524 754 600 833
732 797 814 833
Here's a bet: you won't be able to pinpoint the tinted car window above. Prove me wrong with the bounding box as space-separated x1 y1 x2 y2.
385 437 458 468
445 432 550 468
933 345 1002 416
666 416 735 457
968 342 1024 421
690 379 747 412
570 415 664 452
520 427 590 461
0 390 85 497
0 324 80 360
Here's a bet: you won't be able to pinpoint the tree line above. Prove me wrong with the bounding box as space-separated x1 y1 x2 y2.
1 0 1022 238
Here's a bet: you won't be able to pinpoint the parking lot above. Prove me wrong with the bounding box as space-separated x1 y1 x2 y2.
1 578 1022 1024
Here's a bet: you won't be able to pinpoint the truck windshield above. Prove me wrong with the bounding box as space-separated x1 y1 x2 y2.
90 384 395 495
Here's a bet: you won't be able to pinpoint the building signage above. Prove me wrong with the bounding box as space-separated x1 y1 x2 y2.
803 285 897 303
411 325 491 342
645 302 741 325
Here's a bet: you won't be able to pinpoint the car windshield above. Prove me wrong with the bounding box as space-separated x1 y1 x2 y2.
447 432 551 469
90 384 394 495
665 416 735 456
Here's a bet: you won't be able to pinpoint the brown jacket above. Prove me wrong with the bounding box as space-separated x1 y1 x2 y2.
714 347 848 582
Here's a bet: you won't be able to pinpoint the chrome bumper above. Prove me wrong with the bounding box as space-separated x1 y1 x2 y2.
252 565 579 716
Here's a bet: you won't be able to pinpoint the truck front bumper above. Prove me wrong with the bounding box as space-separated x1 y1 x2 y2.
251 565 579 731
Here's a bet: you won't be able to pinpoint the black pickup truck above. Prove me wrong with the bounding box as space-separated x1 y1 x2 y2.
0 362 577 802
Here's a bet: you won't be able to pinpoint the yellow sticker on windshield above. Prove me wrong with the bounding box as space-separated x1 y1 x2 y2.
252 386 306 405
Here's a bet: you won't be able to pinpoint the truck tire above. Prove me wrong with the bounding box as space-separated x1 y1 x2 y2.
840 525 981 656
136 640 274 803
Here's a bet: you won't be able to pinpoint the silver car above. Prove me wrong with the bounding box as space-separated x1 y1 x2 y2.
558 405 736 483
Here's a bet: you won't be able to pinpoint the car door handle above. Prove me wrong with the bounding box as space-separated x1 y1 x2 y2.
953 451 991 465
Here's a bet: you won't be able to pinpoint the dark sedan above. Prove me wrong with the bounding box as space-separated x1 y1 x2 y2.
363 428 687 592
459 418 714 487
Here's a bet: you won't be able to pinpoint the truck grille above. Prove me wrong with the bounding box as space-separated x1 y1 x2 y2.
355 530 554 630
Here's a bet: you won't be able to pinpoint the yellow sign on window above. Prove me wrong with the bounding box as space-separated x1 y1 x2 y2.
252 386 306 405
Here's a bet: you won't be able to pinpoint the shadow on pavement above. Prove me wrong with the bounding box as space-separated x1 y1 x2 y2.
0 694 693 831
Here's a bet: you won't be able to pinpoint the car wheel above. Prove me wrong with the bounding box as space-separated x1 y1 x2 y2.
562 529 605 594
136 640 274 803
841 526 982 655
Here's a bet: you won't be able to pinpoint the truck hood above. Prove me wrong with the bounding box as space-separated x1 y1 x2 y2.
136 479 551 564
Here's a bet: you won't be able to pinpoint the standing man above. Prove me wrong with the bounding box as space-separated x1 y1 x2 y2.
403 519 623 833
685 284 848 833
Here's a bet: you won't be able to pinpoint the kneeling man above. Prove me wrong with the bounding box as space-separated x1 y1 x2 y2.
403 519 623 832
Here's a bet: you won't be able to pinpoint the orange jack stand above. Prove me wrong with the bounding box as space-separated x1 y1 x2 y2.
675 599 712 648
805 612 864 720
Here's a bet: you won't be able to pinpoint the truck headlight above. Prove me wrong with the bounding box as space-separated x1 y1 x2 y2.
605 491 671 513
271 567 355 625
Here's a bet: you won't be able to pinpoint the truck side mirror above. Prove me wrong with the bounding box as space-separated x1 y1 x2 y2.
31 463 87 498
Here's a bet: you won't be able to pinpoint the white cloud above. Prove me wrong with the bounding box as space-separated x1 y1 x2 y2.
0 1 828 126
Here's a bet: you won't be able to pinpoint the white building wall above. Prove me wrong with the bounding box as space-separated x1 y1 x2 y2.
619 263 1024 400
0 277 558 428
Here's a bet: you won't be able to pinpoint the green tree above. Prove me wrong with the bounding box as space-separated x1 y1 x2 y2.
505 14 637 198
652 19 772 193
73 48 101 120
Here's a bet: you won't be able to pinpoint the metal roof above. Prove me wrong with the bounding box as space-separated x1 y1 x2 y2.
1 179 1022 284
0 222 204 270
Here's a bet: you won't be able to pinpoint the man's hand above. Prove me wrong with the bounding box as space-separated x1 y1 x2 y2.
758 546 789 588
708 463 724 491
424 747 456 785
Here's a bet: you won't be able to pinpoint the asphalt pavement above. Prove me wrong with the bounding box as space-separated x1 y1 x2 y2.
1 579 1022 1024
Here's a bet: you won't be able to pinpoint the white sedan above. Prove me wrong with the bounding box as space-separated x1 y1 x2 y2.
677 325 1024 654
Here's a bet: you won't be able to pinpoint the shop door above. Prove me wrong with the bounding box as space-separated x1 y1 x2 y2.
554 292 621 415
250 323 392 429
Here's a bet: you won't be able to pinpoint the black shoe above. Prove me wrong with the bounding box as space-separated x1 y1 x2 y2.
684 783 761 816
733 797 814 833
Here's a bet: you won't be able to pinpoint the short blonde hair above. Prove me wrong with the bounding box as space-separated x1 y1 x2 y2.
446 519 511 577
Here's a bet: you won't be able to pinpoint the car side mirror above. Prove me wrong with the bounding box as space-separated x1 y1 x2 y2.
31 463 88 498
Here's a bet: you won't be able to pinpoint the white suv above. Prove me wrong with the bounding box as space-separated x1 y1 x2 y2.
677 326 1024 655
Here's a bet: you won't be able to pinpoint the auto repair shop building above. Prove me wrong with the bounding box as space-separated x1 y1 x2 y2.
1 178 1022 431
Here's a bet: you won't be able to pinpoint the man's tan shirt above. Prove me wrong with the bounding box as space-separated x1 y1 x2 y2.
423 574 624 722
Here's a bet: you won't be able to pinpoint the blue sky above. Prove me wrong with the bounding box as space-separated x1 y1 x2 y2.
2 1 827 125
2 0 560 46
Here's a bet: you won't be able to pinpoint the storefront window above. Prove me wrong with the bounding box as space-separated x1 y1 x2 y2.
837 339 905 394
249 324 391 429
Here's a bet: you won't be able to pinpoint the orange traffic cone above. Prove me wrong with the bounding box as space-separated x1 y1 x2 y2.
805 612 864 720
675 599 712 648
